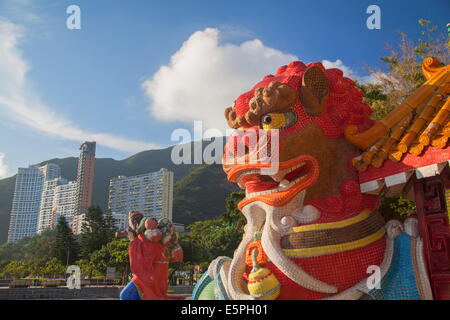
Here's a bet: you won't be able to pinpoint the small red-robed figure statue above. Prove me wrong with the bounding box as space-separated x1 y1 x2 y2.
119 211 183 300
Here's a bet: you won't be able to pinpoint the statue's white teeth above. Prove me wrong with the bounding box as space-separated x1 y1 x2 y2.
271 172 286 182
279 179 290 189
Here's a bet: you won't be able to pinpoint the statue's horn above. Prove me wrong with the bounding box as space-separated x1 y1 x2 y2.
300 65 329 117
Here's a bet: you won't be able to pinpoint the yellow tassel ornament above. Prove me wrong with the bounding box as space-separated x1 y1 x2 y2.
247 248 281 300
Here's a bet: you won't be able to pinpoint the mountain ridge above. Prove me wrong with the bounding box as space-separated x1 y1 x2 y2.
0 139 237 243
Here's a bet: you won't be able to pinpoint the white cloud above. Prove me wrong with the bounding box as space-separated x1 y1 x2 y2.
142 28 298 133
0 152 9 178
0 18 158 153
322 59 382 84
322 59 355 78
142 30 386 133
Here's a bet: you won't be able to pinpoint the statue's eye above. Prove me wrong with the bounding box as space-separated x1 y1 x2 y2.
260 111 296 131
262 115 272 125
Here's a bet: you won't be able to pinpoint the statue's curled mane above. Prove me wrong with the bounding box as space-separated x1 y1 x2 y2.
232 61 375 138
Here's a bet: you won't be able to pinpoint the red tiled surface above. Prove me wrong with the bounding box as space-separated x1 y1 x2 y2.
358 146 450 183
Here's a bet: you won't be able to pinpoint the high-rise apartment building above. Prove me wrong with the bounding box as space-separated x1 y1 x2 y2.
36 179 78 232
51 181 77 226
71 213 86 235
37 177 68 233
8 141 97 238
108 168 174 229
111 212 128 231
74 141 96 216
7 164 60 242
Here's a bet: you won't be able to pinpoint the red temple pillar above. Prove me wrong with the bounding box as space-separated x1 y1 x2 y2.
413 165 450 300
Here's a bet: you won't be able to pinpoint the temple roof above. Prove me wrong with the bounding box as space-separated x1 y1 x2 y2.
342 58 450 197
346 57 450 176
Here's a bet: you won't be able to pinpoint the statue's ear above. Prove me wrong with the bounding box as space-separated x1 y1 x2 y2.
301 66 329 116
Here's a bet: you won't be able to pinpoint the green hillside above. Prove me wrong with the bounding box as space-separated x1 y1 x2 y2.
0 140 237 243
0 176 16 243
174 164 238 224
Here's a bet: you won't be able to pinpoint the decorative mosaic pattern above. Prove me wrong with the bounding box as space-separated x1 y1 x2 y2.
368 233 420 300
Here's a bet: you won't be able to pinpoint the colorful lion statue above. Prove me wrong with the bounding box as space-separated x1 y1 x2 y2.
193 59 450 300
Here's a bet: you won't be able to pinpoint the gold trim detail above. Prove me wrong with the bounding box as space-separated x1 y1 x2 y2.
289 209 371 233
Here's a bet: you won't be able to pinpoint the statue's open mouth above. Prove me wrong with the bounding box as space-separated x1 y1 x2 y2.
223 155 338 297
225 155 319 209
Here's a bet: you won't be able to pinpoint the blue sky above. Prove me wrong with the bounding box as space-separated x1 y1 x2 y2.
0 0 448 178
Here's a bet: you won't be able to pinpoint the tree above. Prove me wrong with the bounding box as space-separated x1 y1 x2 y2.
79 205 115 258
179 191 245 264
0 230 57 263
89 247 109 277
22 230 57 261
87 238 130 283
3 260 28 279
74 258 97 278
104 209 117 232
0 242 24 262
54 216 79 265
221 191 246 230
379 194 416 221
108 238 130 283
41 258 65 278
362 19 449 121
26 258 47 277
